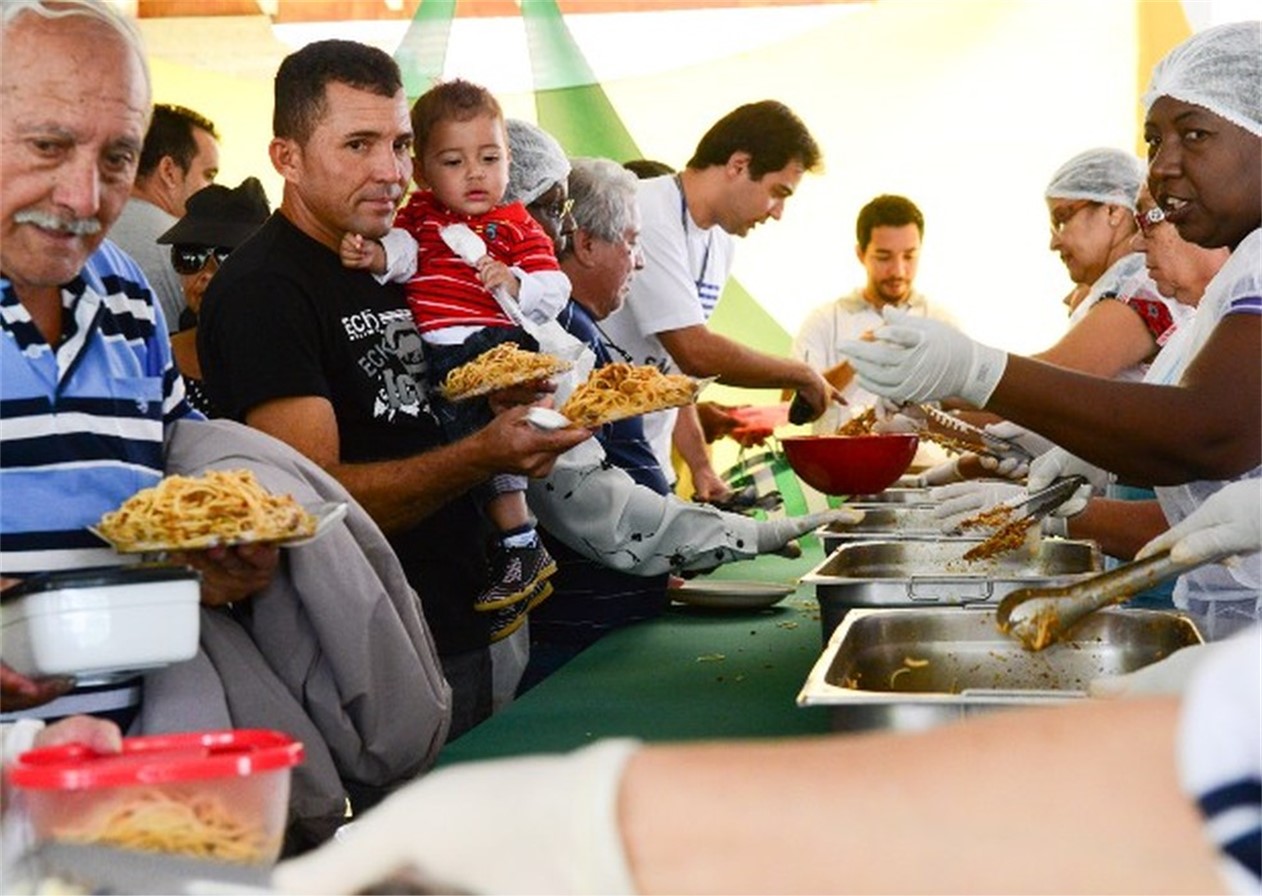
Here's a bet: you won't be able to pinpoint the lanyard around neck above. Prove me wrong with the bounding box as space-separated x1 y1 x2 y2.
675 174 713 298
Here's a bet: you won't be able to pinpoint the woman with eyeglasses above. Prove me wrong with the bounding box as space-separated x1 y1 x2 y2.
505 118 576 257
943 182 1238 596
157 177 270 416
1029 147 1194 384
1131 184 1231 311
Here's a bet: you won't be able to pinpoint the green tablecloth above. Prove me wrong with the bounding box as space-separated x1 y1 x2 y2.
437 538 834 766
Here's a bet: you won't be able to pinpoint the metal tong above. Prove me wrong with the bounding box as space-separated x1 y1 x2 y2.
917 405 1036 464
1004 474 1089 525
996 548 1224 651
947 474 1088 537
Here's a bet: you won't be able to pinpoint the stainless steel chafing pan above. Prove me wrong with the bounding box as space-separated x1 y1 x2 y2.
796 606 1202 732
845 487 935 506
818 505 963 554
803 538 1102 640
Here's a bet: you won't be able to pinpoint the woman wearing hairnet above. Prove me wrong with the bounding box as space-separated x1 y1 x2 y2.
505 118 576 256
1034 147 1193 381
842 20 1261 641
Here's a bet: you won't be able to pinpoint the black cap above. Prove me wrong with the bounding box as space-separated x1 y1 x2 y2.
157 177 270 248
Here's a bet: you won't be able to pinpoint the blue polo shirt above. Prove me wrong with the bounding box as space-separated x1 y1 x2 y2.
1 240 197 574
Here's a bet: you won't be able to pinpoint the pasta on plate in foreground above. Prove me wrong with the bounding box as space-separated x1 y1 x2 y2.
93 469 317 552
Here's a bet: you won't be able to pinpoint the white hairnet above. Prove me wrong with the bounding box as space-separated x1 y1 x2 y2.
1044 147 1146 210
505 119 571 207
1143 20 1261 137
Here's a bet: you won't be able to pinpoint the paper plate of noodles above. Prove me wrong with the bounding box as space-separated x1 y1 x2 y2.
559 363 712 428
90 469 346 553
441 343 575 401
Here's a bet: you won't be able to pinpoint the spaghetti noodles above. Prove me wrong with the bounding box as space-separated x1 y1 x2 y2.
560 363 700 427
835 407 877 435
963 515 1037 561
95 469 316 551
53 788 275 864
441 343 574 400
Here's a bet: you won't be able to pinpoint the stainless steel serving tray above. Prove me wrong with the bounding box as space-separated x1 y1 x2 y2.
797 606 1202 732
803 538 1102 639
818 505 961 554
845 487 935 506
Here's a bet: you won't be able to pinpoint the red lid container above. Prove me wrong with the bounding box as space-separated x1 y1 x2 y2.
9 729 303 865
9 729 303 790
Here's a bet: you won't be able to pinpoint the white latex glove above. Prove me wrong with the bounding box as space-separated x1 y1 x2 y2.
837 308 1008 407
908 457 963 488
930 481 1025 532
1136 478 1262 565
872 412 921 435
1088 642 1217 697
1025 447 1108 517
983 420 1056 458
755 507 864 553
272 739 641 895
975 453 1030 481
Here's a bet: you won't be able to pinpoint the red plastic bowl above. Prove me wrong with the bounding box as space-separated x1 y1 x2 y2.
780 433 919 496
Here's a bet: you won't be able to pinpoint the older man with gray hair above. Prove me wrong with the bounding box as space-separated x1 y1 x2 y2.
0 0 279 745
519 156 859 691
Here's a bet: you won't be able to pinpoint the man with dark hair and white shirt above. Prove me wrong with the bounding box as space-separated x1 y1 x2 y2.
598 101 838 502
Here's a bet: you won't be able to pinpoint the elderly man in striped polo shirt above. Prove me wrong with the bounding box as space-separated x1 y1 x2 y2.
0 0 277 722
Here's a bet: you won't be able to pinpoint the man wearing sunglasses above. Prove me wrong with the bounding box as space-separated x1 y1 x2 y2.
110 103 221 333
157 177 271 417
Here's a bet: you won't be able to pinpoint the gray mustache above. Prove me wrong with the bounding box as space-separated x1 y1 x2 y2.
14 209 103 236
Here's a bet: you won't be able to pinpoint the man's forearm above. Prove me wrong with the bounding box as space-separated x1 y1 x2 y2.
329 438 494 534
672 405 716 481
660 327 813 390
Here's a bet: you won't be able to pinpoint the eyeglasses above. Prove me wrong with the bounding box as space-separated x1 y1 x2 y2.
1048 200 1097 235
531 196 574 224
171 245 231 275
1134 206 1166 237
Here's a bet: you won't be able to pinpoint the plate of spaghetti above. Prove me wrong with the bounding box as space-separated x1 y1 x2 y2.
441 342 575 401
559 363 709 428
91 469 345 553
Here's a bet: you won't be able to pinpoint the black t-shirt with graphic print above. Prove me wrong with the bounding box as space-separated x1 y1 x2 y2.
199 213 491 655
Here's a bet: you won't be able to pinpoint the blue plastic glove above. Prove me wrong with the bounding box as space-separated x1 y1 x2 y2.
838 308 1008 407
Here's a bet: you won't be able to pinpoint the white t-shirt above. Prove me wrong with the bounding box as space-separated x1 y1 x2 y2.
793 288 954 434
1147 229 1262 634
598 175 736 476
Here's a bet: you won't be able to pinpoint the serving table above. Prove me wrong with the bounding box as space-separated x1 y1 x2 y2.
437 541 834 767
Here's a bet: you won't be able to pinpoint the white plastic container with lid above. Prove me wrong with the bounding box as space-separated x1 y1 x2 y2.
8 729 304 866
1 565 200 684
